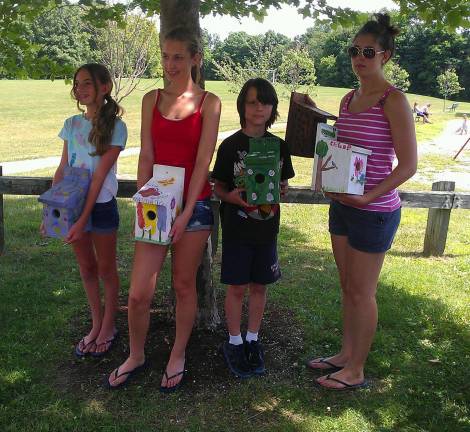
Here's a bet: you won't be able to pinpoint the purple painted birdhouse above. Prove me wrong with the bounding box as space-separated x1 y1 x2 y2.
38 166 91 238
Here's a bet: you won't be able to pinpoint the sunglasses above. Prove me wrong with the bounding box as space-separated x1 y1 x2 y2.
347 46 385 59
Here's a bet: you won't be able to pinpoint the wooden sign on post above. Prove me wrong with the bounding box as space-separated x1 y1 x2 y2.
285 92 337 158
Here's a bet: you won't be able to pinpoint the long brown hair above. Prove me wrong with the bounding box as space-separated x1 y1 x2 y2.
71 63 123 156
164 27 202 84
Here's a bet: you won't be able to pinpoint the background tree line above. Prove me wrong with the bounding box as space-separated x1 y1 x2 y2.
3 7 469 101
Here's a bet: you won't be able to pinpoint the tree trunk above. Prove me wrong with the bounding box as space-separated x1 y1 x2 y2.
160 0 219 329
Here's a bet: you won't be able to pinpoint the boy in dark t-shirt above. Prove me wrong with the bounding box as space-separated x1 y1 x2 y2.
212 78 295 378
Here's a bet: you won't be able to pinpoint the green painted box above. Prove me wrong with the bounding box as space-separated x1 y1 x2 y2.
244 137 281 205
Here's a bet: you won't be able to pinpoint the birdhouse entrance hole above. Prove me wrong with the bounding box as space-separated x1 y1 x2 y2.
255 173 265 184
147 210 157 220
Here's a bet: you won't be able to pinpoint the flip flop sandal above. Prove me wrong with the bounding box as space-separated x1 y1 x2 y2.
159 369 187 394
91 331 119 358
316 373 368 391
74 337 97 358
106 361 148 390
306 357 343 372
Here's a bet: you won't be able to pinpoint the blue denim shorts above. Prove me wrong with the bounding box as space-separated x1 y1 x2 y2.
221 239 281 286
329 200 401 253
89 197 119 234
185 199 214 232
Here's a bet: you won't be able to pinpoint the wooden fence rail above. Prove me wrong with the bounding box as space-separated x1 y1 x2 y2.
1 173 470 257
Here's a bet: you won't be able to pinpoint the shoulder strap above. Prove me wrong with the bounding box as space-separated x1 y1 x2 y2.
197 91 208 111
342 90 355 112
155 89 161 105
378 85 396 106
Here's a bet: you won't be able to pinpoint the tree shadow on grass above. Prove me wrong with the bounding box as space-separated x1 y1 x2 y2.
1 198 469 431
53 226 470 431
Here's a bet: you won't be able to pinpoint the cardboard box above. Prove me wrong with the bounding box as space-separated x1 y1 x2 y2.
312 124 372 195
38 166 91 238
133 164 185 245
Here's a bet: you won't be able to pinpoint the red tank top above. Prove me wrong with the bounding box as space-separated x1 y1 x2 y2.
151 90 211 201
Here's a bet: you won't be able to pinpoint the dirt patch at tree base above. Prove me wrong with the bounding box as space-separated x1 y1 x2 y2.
54 298 307 399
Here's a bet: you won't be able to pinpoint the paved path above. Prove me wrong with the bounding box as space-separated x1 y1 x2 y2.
415 119 470 190
1 121 469 190
0 124 288 175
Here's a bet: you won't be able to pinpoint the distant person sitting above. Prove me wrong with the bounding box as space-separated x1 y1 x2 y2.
455 114 468 135
412 102 426 122
421 103 432 123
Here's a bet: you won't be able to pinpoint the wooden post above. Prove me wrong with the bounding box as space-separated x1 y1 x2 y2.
423 181 455 256
0 166 3 255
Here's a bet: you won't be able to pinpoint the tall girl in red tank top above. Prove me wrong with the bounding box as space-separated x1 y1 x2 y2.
108 28 221 391
307 14 417 390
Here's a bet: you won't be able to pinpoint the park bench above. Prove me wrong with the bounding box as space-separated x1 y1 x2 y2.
447 102 459 112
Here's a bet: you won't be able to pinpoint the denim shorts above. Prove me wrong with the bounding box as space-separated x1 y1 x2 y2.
185 198 214 232
329 200 401 253
221 239 281 286
89 197 119 234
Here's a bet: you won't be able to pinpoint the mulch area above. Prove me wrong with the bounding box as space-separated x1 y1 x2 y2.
54 297 307 398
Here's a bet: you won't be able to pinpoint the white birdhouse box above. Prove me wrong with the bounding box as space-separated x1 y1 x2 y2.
133 165 185 245
312 123 371 195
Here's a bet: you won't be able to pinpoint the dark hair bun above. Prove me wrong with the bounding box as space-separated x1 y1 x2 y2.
375 13 400 37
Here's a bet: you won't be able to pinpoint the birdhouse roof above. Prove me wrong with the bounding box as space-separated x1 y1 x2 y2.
38 181 88 208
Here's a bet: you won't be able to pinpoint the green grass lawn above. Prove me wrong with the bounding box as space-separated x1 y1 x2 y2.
1 79 469 163
1 80 470 430
0 196 469 431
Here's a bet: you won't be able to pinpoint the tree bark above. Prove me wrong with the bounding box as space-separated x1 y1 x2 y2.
160 0 219 328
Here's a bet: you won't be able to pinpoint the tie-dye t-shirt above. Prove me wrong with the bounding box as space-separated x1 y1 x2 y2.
59 114 127 203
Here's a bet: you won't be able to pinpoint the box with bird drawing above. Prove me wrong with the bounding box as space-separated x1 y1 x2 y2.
133 164 185 244
311 123 371 195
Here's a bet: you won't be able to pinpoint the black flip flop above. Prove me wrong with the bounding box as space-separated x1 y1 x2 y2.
74 337 96 358
91 331 119 358
159 369 187 394
306 357 343 373
315 373 368 391
106 361 148 390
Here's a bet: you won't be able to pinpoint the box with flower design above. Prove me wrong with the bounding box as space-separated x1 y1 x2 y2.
311 123 371 195
133 164 185 245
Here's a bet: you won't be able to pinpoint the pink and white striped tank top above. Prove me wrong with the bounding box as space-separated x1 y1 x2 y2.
335 86 401 212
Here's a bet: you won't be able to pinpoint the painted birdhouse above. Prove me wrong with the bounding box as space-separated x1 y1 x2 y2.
311 123 372 195
285 92 337 158
244 137 281 205
38 166 91 238
133 164 185 245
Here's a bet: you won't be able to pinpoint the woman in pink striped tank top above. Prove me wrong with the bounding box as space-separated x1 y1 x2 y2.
308 14 417 390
